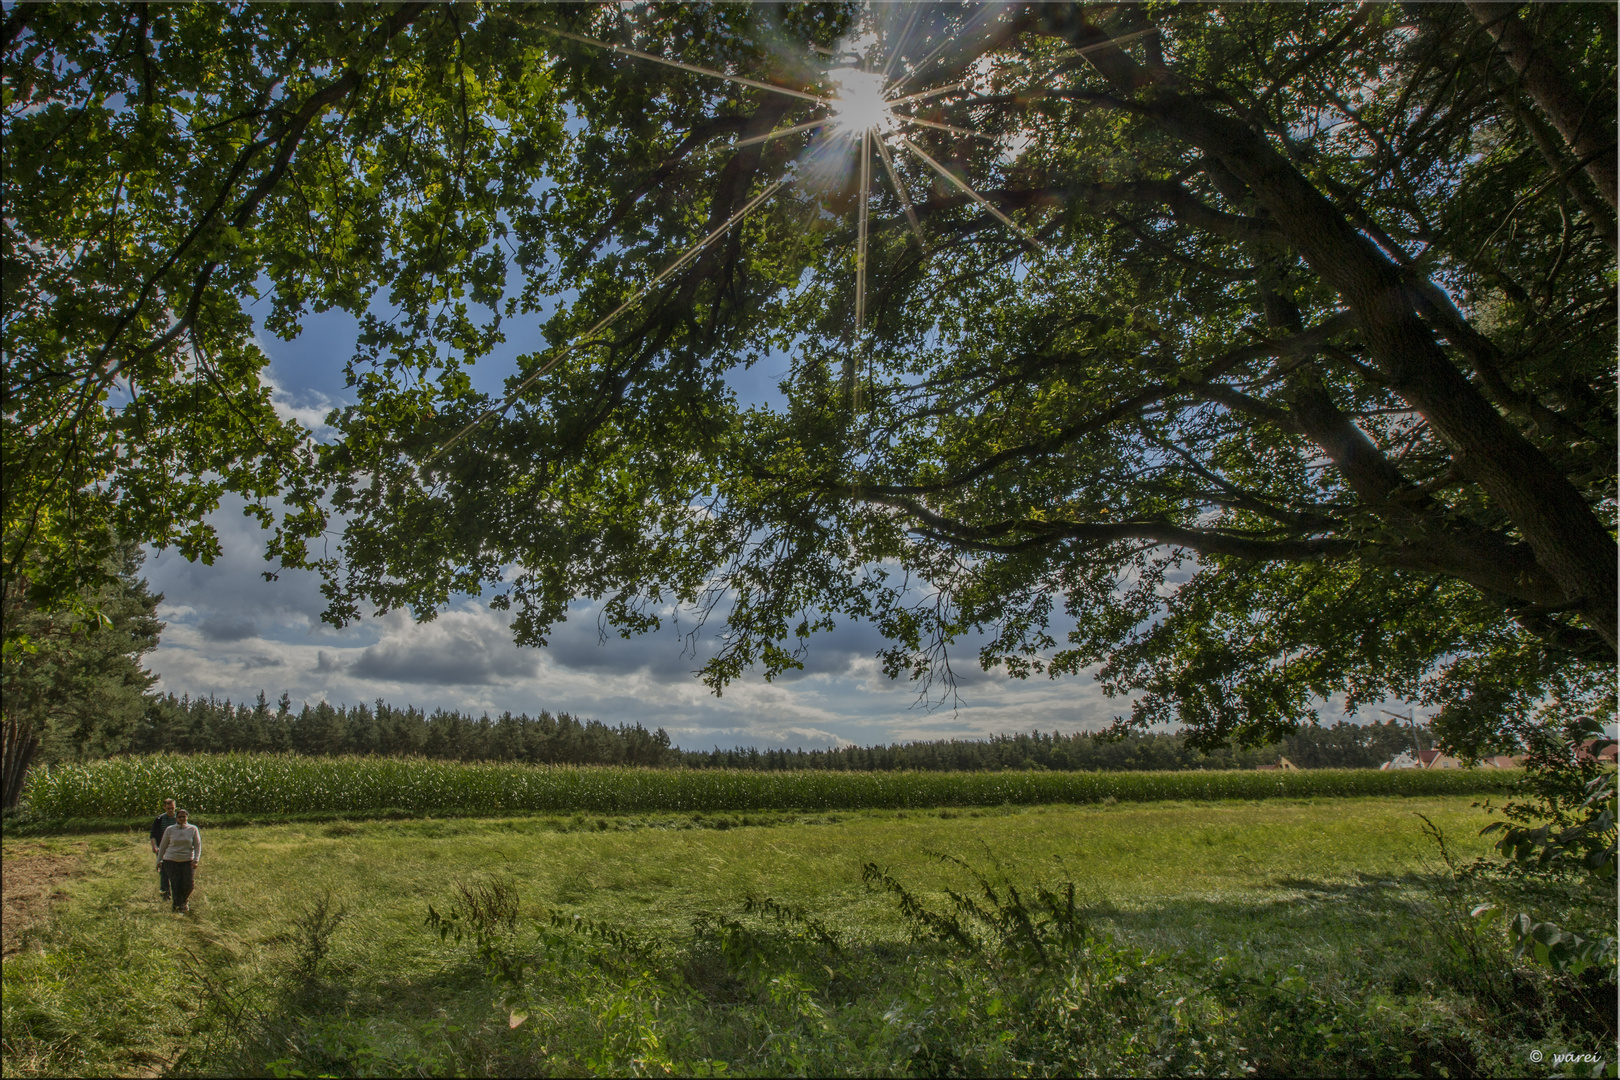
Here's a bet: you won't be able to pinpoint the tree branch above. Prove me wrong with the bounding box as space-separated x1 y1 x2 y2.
1466 1 1617 209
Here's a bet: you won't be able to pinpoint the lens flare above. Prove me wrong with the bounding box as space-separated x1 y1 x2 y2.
430 5 1058 454
826 67 897 136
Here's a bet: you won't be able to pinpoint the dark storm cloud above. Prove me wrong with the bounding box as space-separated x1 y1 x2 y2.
541 607 921 686
198 615 259 641
346 617 541 686
541 611 713 681
769 619 890 682
145 497 338 634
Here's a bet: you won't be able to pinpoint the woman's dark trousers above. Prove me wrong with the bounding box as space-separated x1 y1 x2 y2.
165 860 195 910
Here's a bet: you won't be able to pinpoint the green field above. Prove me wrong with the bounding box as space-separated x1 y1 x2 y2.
18 753 1517 822
3 794 1612 1077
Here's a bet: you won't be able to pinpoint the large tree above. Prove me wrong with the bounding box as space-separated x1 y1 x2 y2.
6 3 1614 751
0 536 162 808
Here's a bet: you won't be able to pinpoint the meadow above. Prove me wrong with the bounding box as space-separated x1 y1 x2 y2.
18 752 1517 823
3 793 1613 1077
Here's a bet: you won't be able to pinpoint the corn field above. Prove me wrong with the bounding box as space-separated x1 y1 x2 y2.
18 754 1519 820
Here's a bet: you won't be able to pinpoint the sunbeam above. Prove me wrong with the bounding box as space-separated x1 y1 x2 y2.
430 2 1065 454
548 26 827 103
896 114 993 141
428 180 788 460
898 134 1041 249
851 127 873 409
691 117 829 162
874 136 928 251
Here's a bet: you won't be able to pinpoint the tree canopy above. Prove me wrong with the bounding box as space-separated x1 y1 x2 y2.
5 2 1615 751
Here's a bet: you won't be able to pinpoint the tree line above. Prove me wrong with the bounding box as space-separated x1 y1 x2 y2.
135 693 676 767
131 691 1431 772
677 720 1430 773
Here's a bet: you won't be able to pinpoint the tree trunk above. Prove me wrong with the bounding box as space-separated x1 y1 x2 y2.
1174 101 1619 651
1061 13 1620 653
1466 2 1618 211
1 713 41 810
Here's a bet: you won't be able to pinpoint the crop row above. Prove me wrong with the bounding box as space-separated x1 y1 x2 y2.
19 754 1519 820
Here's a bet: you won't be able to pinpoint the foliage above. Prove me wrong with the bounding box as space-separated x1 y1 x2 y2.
0 542 162 807
17 751 1517 821
3 2 550 621
1475 715 1618 978
297 1 1611 754
7 4 1614 756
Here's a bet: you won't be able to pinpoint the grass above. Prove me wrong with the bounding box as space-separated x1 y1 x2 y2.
2 796 1612 1077
17 753 1519 822
24 799 1490 943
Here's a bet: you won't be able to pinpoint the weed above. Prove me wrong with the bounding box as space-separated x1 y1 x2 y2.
454 878 521 937
288 890 347 995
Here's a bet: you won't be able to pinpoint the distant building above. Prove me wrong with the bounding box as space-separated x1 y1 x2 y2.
1257 756 1300 772
1380 749 1463 770
1576 739 1619 765
1381 749 1520 770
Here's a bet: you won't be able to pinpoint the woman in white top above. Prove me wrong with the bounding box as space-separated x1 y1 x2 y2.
157 809 202 913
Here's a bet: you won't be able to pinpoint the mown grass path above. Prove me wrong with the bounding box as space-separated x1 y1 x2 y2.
8 796 1500 963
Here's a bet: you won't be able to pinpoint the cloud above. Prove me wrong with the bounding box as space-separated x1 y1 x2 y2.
347 610 541 686
144 504 338 639
140 496 1419 753
767 619 890 682
261 364 341 439
542 610 709 682
197 615 259 642
144 512 1132 747
537 606 910 687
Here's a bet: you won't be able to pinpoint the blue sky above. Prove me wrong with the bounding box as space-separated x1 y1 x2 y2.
144 295 1167 751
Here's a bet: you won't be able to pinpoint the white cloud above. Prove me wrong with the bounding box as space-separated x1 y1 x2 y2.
346 608 541 685
262 367 340 438
142 500 1127 747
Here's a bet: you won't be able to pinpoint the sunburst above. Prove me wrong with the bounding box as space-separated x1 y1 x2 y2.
434 3 1049 457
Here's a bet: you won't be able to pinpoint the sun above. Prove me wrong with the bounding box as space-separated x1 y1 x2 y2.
435 4 1063 454
826 67 897 137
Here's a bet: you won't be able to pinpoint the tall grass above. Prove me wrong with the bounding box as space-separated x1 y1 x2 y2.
19 754 1518 820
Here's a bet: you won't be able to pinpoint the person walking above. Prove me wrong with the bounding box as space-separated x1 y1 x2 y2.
156 808 202 913
149 798 178 902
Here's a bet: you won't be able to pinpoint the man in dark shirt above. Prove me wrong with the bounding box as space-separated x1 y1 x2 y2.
149 798 177 901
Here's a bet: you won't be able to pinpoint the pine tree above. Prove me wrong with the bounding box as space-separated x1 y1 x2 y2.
1 541 161 807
